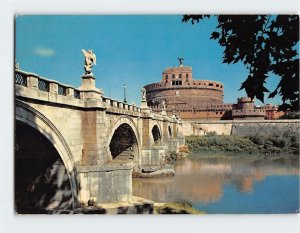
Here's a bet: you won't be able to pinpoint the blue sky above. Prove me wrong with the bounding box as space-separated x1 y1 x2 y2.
15 15 282 106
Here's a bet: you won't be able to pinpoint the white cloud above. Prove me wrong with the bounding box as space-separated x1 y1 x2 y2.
33 47 55 57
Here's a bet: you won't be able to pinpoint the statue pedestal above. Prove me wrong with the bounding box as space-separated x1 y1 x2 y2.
140 100 151 114
140 100 148 109
80 74 103 100
81 74 96 90
161 109 167 116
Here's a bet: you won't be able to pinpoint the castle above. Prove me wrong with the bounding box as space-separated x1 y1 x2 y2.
144 59 283 121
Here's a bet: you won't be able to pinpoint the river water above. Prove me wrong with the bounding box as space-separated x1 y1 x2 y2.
133 152 299 214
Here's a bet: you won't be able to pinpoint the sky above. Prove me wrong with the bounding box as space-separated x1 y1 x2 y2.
15 15 283 106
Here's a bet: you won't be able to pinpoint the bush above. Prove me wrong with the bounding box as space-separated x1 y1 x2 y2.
270 137 289 148
186 134 298 155
206 131 217 136
290 135 299 144
250 135 265 145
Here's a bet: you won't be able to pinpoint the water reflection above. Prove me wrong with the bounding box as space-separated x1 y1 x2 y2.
133 153 299 207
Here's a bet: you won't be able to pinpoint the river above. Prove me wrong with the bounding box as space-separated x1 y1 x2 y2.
133 151 299 214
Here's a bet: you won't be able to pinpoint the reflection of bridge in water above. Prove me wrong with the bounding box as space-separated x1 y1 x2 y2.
15 68 184 214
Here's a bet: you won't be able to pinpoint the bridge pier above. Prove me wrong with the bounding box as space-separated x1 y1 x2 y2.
77 163 132 204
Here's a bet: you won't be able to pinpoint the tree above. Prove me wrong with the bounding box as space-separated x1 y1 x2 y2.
182 15 299 111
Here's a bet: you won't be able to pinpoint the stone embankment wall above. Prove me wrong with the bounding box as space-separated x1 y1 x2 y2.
181 120 300 137
231 121 299 136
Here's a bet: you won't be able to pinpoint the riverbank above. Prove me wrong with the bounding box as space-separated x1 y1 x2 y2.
154 202 205 214
186 133 299 155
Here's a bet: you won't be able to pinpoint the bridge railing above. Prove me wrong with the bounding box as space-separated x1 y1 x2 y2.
15 69 144 114
102 96 141 113
15 71 28 86
15 69 82 100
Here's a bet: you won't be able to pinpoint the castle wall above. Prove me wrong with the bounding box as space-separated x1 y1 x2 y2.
181 120 300 137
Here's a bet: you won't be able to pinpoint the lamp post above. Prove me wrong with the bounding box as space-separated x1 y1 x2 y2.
123 84 127 103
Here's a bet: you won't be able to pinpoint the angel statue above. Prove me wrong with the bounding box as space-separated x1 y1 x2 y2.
141 88 146 101
161 99 166 109
178 57 184 66
82 49 97 75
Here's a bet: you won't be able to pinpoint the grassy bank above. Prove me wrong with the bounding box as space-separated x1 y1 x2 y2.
186 133 299 155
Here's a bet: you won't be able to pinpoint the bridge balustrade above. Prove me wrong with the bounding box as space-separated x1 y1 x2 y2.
58 84 67 96
15 70 82 100
74 89 81 99
15 69 166 117
15 72 27 87
38 78 50 92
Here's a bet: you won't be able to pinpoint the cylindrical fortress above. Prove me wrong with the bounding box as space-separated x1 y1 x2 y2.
144 66 224 107
144 61 231 120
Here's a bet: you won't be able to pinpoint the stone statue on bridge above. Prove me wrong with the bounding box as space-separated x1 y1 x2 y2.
141 88 146 101
82 49 97 75
161 99 166 110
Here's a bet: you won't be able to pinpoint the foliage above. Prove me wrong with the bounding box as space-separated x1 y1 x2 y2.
279 111 300 119
206 131 217 136
186 134 299 155
182 15 299 111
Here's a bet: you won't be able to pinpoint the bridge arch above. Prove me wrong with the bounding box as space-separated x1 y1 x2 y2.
151 123 162 145
15 100 78 212
107 116 141 164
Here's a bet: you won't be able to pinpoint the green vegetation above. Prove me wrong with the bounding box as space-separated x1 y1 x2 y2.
186 133 299 155
154 202 205 214
279 112 300 119
182 15 299 111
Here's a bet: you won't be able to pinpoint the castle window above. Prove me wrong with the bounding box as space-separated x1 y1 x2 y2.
216 84 219 87
172 80 182 86
172 74 175 79
186 74 188 79
209 83 213 86
179 74 182 79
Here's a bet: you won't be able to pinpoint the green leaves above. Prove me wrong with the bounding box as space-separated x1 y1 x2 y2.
182 15 299 111
182 15 210 24
210 31 220 40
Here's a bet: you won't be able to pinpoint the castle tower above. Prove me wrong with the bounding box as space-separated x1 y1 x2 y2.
143 59 230 120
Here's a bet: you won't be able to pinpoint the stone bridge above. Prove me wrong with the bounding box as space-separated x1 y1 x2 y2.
15 69 184 213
